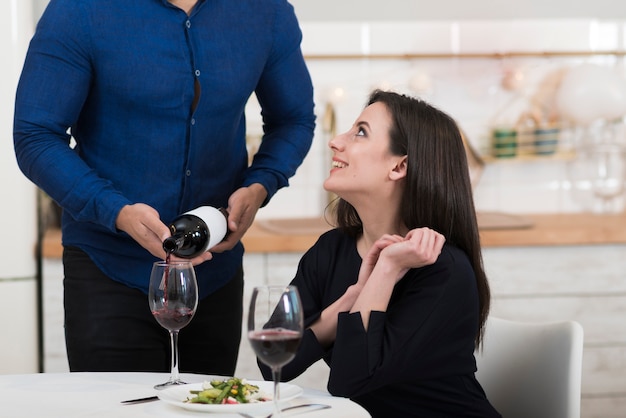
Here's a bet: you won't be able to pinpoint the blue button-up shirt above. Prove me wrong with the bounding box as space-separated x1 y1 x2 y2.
14 0 315 297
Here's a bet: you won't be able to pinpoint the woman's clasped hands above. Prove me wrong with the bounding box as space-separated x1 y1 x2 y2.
358 227 446 288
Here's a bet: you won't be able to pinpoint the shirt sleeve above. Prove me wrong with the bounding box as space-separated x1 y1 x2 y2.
241 0 316 204
13 0 130 231
326 247 481 398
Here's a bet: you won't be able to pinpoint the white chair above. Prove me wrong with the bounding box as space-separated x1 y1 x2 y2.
474 316 584 418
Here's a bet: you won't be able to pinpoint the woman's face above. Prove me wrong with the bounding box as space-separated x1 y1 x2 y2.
324 102 406 200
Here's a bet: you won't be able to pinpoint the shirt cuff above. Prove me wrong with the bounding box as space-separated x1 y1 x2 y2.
335 311 386 372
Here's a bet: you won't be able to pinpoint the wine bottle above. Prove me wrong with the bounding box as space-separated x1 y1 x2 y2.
163 206 229 258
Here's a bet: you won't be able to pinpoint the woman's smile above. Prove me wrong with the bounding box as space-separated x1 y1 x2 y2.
331 158 348 171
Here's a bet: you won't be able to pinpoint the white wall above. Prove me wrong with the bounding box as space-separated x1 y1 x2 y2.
0 2 38 374
289 0 626 20
32 0 47 20
31 0 626 22
252 17 626 220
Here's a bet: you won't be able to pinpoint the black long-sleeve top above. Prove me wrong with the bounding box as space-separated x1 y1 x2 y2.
259 229 501 417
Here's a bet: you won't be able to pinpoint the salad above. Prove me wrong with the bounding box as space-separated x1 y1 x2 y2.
185 377 271 405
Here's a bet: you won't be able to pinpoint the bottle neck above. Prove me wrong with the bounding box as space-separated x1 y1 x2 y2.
163 234 185 253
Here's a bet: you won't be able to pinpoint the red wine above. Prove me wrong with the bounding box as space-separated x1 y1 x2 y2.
162 253 172 298
163 207 228 258
248 329 301 368
152 306 195 331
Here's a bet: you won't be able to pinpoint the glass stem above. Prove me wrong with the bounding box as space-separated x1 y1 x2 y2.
272 366 281 417
169 330 180 382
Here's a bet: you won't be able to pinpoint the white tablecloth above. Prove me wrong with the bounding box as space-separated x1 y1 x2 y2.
0 372 371 418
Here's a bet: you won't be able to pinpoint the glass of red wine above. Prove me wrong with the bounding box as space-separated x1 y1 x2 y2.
148 260 198 390
248 285 303 417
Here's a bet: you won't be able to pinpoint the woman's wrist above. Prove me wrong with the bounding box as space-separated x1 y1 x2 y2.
372 255 408 284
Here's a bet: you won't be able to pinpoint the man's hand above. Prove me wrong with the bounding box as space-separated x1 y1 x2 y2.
116 183 267 266
115 203 171 261
115 203 215 266
210 183 268 254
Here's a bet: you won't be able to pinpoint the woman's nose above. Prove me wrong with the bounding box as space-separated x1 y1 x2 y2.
328 132 346 150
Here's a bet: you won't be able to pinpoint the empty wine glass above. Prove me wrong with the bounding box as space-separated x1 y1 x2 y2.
248 285 303 418
590 143 626 213
148 260 198 389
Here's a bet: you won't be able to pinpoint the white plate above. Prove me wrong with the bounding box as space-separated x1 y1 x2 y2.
157 380 303 413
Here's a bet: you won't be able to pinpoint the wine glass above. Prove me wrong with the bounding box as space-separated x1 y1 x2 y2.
148 260 198 389
248 285 303 418
590 143 626 213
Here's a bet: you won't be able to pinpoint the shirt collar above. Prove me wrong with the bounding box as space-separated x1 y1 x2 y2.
158 0 206 12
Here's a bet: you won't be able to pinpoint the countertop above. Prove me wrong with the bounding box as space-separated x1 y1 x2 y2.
41 212 626 258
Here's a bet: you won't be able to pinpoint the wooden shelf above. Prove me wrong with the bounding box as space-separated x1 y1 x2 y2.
481 150 576 163
42 212 626 257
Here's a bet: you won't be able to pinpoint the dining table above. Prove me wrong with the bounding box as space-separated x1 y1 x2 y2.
0 372 371 417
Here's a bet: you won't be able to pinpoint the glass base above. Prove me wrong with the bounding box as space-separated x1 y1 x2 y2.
154 378 187 390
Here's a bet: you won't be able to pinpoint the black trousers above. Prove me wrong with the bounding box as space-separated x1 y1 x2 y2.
62 246 243 375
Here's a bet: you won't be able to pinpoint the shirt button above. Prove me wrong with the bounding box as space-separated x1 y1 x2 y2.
186 20 191 28
186 170 192 177
191 118 196 125
195 70 201 77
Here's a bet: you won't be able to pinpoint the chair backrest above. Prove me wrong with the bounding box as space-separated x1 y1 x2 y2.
474 316 584 418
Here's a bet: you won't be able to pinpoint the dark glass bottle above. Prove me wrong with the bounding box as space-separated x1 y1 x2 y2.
163 206 229 258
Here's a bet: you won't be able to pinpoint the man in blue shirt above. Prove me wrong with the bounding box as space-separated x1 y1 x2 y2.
13 0 315 375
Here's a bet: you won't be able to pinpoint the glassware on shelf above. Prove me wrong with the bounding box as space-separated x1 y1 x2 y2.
589 143 626 213
567 120 626 213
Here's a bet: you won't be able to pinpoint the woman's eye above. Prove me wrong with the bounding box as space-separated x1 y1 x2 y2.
356 127 365 137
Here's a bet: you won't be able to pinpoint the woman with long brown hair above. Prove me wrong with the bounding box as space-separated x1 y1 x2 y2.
259 90 499 417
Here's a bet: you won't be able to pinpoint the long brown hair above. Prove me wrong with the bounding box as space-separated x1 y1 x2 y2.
333 90 490 346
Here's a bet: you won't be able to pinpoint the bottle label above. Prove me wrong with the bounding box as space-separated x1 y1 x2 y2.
185 206 228 251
